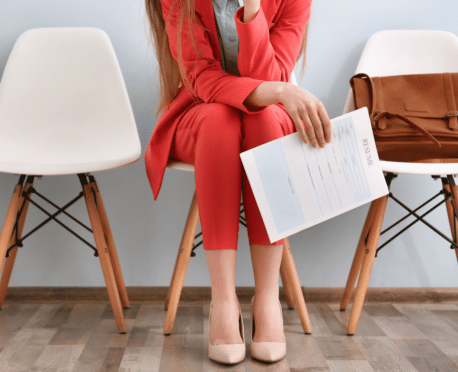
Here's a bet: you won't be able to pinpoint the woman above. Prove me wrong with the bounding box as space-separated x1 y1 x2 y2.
144 0 332 364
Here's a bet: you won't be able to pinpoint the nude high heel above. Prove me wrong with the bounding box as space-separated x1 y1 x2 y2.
250 295 287 362
208 300 246 364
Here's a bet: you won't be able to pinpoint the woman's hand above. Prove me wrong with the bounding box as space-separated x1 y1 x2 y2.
243 81 332 147
242 0 260 23
278 83 332 148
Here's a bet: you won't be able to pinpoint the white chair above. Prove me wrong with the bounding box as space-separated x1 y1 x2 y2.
162 71 313 335
0 27 141 333
340 30 458 335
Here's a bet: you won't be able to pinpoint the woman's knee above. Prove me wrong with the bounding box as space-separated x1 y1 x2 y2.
193 103 243 156
241 105 294 150
195 103 242 139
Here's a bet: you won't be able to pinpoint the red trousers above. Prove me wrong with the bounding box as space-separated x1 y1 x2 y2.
170 102 296 250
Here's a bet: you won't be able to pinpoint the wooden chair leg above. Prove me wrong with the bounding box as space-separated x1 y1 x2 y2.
340 200 379 311
347 195 388 335
0 180 32 308
164 267 175 311
90 178 130 309
165 201 196 311
82 182 126 334
0 184 22 309
443 182 458 262
280 257 295 309
164 194 199 312
282 237 312 334
163 191 199 335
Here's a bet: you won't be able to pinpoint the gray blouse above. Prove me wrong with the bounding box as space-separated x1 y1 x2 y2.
212 0 244 76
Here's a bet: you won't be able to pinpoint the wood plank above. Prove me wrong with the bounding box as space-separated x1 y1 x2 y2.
326 360 375 372
49 303 106 346
328 303 386 337
45 303 74 328
285 303 333 337
23 304 61 329
392 338 458 371
431 309 458 334
71 318 133 372
351 336 418 371
30 345 85 372
407 356 458 372
314 304 348 336
0 303 41 334
314 336 365 360
3 286 458 303
100 347 125 372
393 304 458 367
369 316 427 340
159 304 203 371
159 334 203 372
285 332 328 369
0 327 58 371
118 347 162 372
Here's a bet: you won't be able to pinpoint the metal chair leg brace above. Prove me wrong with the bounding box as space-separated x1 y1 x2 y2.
4 173 107 258
365 173 458 258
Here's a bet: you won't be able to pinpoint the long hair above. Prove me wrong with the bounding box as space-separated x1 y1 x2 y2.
145 0 311 118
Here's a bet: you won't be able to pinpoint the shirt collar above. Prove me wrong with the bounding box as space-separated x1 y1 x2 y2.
213 0 243 11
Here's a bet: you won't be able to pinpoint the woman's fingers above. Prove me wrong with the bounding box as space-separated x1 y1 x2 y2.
308 109 326 148
301 114 319 148
291 112 308 144
318 102 332 143
280 85 332 147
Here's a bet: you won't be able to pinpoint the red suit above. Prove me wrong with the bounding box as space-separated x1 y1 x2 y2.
144 0 312 249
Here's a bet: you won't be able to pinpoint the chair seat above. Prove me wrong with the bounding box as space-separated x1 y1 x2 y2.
167 159 195 172
381 160 458 176
0 153 140 175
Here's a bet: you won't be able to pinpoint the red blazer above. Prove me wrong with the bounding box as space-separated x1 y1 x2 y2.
145 0 312 200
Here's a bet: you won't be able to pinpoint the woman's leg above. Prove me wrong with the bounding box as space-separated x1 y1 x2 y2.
241 104 297 343
205 249 241 344
171 102 244 344
250 244 284 342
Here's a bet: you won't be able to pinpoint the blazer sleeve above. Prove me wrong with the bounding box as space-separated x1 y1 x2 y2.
234 0 312 82
161 0 268 113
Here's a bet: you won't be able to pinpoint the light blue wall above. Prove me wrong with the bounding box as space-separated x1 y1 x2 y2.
1 0 458 288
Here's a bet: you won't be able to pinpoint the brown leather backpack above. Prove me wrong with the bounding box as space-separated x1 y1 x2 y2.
350 72 458 162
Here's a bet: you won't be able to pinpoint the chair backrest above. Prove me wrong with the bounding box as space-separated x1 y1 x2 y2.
0 27 141 173
343 30 458 114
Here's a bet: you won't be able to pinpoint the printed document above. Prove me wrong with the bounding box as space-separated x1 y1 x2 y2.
240 107 389 243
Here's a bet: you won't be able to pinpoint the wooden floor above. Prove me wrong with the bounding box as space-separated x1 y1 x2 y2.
1 300 458 371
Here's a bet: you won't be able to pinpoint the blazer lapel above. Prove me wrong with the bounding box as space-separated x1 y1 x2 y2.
195 0 220 58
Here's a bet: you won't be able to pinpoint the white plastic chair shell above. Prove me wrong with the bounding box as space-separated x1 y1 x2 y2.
0 27 141 175
343 30 458 176
167 70 300 171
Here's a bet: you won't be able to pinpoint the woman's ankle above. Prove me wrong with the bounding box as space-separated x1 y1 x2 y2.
253 290 280 303
211 289 239 303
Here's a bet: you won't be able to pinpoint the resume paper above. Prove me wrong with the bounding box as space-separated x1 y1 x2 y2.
240 107 389 243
